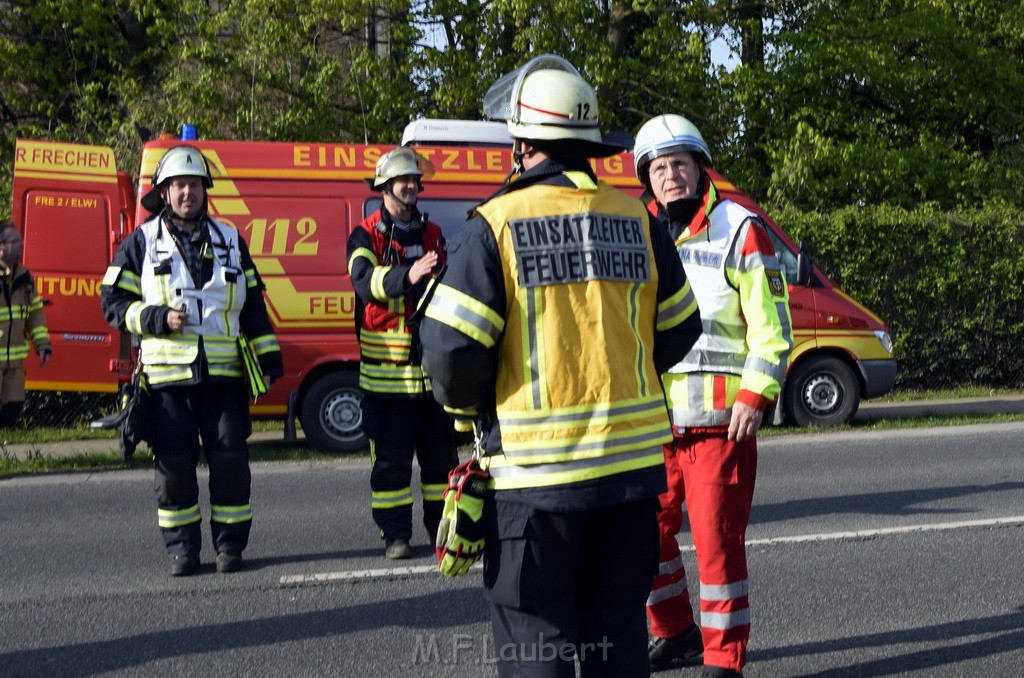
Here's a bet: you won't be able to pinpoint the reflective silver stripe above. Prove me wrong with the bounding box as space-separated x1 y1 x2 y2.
669 375 731 427
0 345 30 360
371 488 414 509
657 281 697 331
424 283 504 348
701 607 751 630
525 287 543 409
146 363 193 385
421 483 447 503
499 397 667 429
360 329 413 362
487 444 662 480
744 354 786 382
370 265 391 302
647 578 687 606
141 336 200 365
158 504 201 528
498 423 670 461
628 281 649 394
210 504 252 524
680 346 745 373
125 301 146 334
249 334 279 355
659 554 685 576
701 579 749 601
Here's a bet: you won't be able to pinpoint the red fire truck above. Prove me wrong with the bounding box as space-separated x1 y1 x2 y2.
11 121 895 451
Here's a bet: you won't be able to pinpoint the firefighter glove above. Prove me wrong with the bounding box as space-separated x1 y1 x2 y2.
435 459 489 577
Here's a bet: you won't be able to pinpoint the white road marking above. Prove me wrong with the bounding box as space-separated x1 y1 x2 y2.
278 516 1024 586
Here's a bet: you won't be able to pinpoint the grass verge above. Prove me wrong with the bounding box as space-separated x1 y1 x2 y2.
2 390 1022 477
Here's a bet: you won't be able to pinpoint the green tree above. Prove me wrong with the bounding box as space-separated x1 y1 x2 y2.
761 0 1024 210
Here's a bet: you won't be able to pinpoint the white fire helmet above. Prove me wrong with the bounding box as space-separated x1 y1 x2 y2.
150 145 213 188
482 54 627 158
365 146 435 190
633 114 713 183
140 145 214 213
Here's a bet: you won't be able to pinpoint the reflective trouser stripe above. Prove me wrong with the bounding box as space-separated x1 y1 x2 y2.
372 487 414 509
158 504 202 529
210 503 253 524
421 483 447 503
700 579 751 630
701 608 752 631
647 575 688 607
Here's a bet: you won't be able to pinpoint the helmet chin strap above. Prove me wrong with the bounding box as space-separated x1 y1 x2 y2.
384 184 417 215
505 140 526 183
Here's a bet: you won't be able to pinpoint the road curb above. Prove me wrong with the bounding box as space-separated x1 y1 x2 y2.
5 397 1023 462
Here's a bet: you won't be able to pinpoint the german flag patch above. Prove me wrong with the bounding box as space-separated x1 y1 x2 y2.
766 269 786 298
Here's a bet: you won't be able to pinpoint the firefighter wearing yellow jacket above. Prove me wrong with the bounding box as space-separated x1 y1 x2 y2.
635 115 793 677
419 55 702 677
0 220 51 427
100 145 282 577
346 146 459 561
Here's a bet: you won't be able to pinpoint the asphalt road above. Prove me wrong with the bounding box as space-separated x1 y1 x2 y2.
1 421 1022 677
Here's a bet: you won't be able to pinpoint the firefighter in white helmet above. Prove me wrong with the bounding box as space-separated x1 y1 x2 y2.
346 145 458 560
635 114 792 677
101 144 283 577
419 56 702 676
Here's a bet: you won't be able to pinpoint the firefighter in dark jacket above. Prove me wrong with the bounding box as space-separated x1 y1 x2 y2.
418 54 703 677
346 146 459 560
0 220 51 427
100 145 283 577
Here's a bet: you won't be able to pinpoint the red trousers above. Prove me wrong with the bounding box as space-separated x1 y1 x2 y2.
646 431 757 672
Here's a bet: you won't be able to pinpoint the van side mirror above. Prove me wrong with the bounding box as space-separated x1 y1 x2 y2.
796 239 813 286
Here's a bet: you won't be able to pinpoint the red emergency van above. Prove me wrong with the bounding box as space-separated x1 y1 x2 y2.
11 120 895 452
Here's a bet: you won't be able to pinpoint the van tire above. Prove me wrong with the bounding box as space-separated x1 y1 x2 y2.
783 356 860 427
299 371 365 453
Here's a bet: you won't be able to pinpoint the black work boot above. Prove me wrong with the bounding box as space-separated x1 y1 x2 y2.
170 554 199 577
385 539 411 560
649 623 704 671
215 551 244 573
700 667 743 677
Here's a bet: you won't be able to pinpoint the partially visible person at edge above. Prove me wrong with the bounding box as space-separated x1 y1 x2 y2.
346 146 459 561
100 145 283 577
635 114 793 678
418 54 703 677
0 219 51 427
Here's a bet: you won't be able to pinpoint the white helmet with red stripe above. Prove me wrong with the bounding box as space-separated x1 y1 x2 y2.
633 114 713 184
483 54 626 158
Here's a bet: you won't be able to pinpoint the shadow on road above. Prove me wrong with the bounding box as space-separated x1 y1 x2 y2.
0 587 490 677
751 482 1024 525
751 606 1024 676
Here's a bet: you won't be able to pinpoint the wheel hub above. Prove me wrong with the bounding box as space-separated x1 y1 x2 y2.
803 374 841 415
323 392 361 440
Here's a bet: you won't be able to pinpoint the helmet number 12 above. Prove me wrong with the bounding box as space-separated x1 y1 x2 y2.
576 103 591 120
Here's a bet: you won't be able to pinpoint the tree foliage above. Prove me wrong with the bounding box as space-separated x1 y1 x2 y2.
760 0 1024 211
5 0 1020 214
1 0 1023 390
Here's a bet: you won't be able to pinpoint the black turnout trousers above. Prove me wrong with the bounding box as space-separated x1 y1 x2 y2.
149 380 252 557
483 496 661 678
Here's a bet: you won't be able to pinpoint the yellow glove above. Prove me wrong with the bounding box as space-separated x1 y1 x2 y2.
435 459 489 577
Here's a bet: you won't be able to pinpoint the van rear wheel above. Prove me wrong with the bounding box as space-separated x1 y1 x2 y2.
784 356 860 427
299 371 366 453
